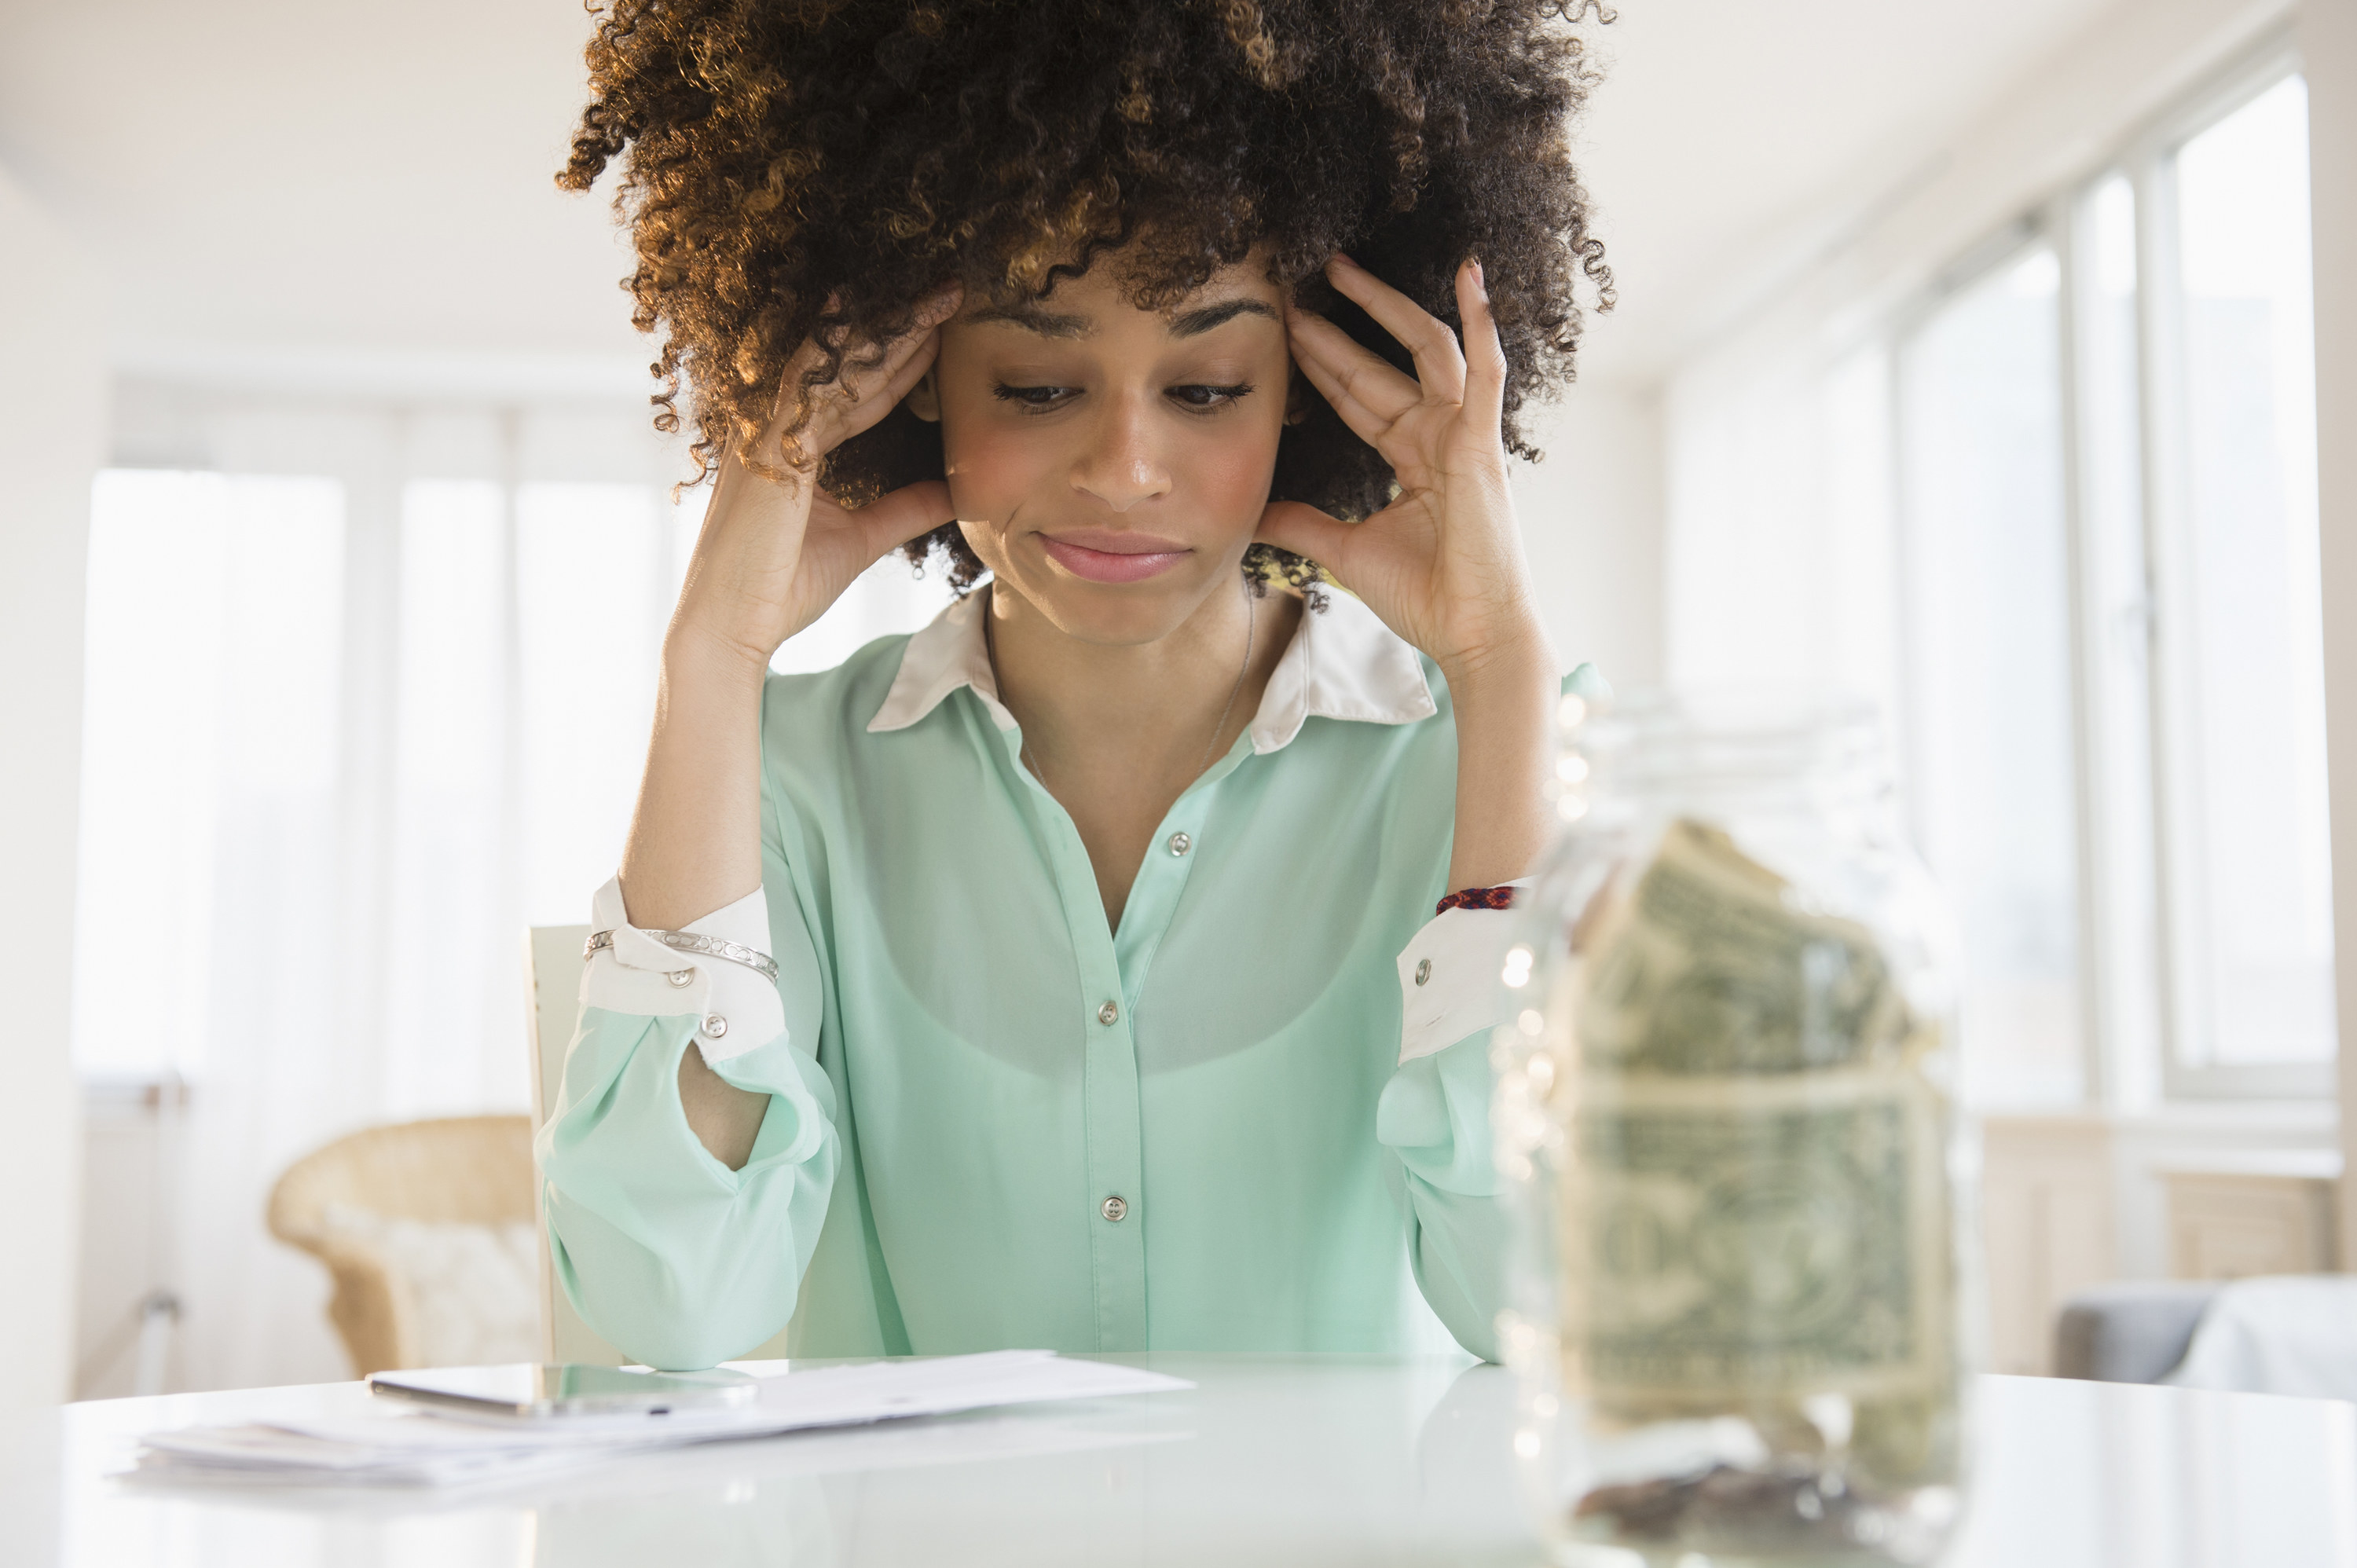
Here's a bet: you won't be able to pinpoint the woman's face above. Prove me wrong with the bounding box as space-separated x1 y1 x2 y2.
915 254 1293 646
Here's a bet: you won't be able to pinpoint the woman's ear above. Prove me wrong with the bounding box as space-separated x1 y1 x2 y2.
904 367 942 423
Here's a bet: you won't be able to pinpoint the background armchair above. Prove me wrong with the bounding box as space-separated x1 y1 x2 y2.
266 1115 537 1376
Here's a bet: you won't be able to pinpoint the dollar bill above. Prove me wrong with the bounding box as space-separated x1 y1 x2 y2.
1574 818 1912 1076
1552 817 1959 1485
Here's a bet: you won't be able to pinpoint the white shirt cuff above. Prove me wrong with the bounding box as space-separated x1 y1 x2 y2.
584 877 789 1064
1395 881 1530 1066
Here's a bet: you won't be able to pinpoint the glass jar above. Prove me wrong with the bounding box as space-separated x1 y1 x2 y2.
1494 695 1976 1567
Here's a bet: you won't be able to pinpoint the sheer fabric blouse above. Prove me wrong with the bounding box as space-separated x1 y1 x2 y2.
539 588 1588 1369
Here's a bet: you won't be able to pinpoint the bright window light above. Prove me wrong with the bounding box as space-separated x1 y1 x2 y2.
1900 244 2084 1109
2166 75 2333 1071
71 471 346 1082
515 482 669 928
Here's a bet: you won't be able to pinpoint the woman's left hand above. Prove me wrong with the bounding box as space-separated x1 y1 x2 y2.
1256 255 1552 682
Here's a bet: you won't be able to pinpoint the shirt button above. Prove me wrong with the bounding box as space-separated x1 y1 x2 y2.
702 1013 728 1039
1098 1001 1120 1027
666 968 695 988
1101 1196 1129 1222
1168 831 1191 857
1415 958 1431 987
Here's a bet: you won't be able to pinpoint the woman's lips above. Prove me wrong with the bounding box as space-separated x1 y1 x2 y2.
1038 531 1191 584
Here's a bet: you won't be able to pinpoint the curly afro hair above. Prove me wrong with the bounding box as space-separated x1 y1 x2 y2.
561 0 1615 592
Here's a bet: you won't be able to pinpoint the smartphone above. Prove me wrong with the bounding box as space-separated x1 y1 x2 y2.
366 1363 760 1420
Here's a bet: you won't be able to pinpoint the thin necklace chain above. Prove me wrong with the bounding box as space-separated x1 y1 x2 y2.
1193 583 1257 775
988 581 1257 793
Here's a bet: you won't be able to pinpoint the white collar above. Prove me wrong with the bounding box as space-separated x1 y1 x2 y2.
865 584 1437 753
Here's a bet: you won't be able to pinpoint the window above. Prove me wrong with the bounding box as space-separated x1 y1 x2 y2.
2154 75 2332 1092
1895 53 2332 1104
72 470 346 1084
1898 246 2084 1108
73 434 952 1092
71 411 966 1391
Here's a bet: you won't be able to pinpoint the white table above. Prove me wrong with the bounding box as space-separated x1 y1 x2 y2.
50 1357 2357 1566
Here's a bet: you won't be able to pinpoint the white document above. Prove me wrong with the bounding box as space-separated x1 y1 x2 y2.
138 1351 1193 1488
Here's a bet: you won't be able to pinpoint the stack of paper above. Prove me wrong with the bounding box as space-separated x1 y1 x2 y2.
138 1350 1192 1489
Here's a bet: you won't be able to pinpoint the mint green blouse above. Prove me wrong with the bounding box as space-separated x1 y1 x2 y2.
538 589 1591 1371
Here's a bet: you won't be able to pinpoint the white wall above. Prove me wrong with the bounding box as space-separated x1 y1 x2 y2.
1665 338 1897 707
0 161 104 1566
1662 0 2293 698
1512 383 1666 692
2307 0 2357 1264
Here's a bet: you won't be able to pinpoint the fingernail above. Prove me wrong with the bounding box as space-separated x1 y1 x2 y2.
1329 253 1358 270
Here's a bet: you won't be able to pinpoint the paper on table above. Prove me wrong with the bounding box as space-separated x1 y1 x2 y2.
137 1351 1193 1488
134 1430 650 1489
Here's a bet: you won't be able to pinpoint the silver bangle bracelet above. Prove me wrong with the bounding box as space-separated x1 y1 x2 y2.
585 927 780 985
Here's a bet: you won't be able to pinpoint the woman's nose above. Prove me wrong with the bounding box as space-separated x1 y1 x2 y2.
1069 394 1171 512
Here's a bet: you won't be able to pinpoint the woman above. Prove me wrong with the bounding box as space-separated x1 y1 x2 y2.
540 0 1611 1369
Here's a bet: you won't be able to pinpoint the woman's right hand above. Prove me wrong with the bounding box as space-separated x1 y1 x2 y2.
668 284 963 673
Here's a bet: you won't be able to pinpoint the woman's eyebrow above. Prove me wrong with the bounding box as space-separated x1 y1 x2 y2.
965 303 1094 339
1168 299 1278 337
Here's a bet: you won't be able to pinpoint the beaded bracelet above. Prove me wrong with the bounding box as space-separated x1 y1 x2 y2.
1434 885 1517 917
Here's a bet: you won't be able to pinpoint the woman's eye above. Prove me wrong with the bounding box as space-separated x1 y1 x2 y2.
992 383 1074 411
1168 383 1253 410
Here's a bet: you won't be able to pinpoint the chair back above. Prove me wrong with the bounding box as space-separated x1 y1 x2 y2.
525 924 629 1366
266 1114 535 1374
